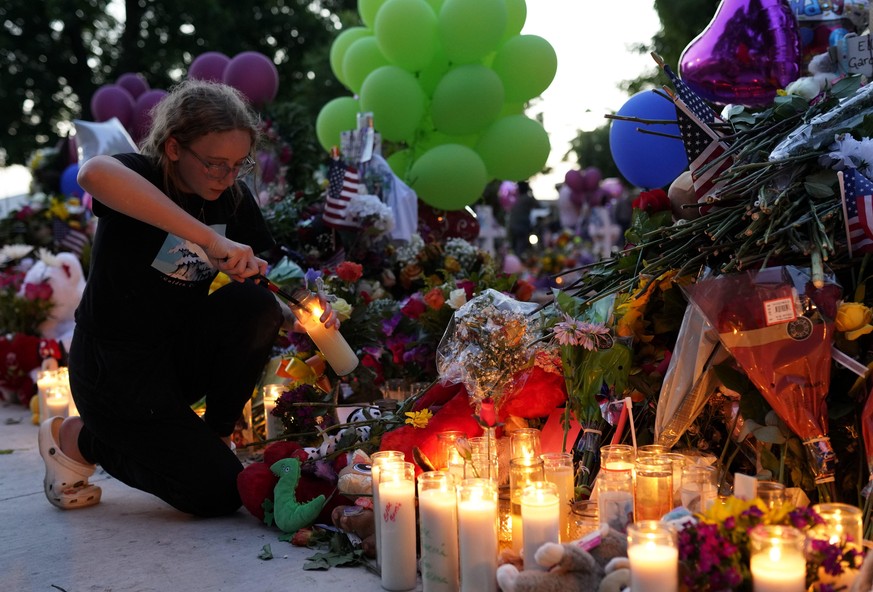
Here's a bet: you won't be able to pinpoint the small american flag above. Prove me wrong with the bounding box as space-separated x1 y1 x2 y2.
673 95 733 201
840 168 873 256
52 220 90 257
662 61 724 126
323 157 361 229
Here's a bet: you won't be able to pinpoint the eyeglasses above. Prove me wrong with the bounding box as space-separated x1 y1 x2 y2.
181 145 256 180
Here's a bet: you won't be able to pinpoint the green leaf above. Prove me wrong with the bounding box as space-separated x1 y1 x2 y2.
0 449 13 454
803 181 834 198
830 75 863 99
258 544 273 560
303 557 331 570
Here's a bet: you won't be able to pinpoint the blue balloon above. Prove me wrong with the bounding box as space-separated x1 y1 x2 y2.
60 163 83 198
609 90 689 189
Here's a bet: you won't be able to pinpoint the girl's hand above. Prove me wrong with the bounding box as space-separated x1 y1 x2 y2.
203 235 266 281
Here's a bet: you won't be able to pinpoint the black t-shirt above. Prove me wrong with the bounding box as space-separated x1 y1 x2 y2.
75 153 275 342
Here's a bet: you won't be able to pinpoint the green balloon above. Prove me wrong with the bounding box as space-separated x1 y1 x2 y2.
409 144 488 210
431 64 504 135
425 0 445 13
417 47 450 97
476 115 550 181
342 37 391 94
503 0 526 40
492 35 557 102
375 0 438 72
387 149 413 177
359 0 389 28
359 65 426 143
315 96 360 153
330 28 371 87
438 0 507 64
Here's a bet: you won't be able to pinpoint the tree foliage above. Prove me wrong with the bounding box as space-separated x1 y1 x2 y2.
0 0 357 186
568 0 721 184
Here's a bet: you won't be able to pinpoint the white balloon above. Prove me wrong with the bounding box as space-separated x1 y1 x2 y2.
73 118 139 165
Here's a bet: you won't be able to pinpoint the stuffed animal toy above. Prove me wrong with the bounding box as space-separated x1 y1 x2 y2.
266 457 326 534
496 526 630 592
236 440 346 527
19 250 85 352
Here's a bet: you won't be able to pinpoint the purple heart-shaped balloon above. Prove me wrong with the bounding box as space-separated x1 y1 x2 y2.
679 0 802 108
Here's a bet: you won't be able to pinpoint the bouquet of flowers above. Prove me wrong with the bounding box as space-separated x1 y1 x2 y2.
684 266 841 500
435 288 542 412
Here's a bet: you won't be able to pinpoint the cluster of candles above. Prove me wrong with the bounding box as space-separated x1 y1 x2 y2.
36 366 76 419
371 433 865 592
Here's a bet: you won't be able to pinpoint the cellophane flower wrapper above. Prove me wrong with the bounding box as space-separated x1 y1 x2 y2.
861 385 873 493
684 266 841 488
435 288 543 412
655 301 729 448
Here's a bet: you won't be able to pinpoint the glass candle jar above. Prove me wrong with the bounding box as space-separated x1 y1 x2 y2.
541 452 574 541
600 444 636 473
510 428 542 461
521 482 560 571
634 456 673 522
748 525 807 592
627 521 678 592
457 479 498 592
679 464 717 513
509 457 544 553
598 466 634 533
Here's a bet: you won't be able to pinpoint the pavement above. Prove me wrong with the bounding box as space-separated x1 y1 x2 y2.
0 401 418 592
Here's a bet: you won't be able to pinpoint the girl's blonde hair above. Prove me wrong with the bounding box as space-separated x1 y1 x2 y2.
140 79 260 202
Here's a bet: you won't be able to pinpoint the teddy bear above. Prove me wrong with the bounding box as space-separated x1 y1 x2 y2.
496 525 631 592
18 250 85 352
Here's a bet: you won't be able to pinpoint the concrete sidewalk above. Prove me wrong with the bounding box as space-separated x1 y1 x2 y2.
0 402 416 592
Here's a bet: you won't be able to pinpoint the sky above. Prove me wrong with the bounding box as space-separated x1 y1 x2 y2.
0 2 662 201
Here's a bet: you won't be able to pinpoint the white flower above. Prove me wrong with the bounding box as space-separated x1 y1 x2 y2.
827 134 873 178
346 193 395 236
784 76 825 102
394 233 424 265
0 244 34 265
447 288 467 310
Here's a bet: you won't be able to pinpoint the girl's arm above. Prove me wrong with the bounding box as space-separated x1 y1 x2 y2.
78 155 264 279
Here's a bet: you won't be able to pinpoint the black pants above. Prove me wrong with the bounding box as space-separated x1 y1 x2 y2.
69 281 283 517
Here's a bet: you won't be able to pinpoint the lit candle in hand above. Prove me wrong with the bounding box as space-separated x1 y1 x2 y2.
290 290 359 376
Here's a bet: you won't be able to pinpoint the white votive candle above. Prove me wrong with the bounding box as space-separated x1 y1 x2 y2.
291 290 359 375
541 452 574 542
418 471 459 592
457 479 498 592
749 525 806 592
371 450 405 569
627 521 678 592
379 462 417 591
262 384 285 440
521 482 560 571
45 389 70 419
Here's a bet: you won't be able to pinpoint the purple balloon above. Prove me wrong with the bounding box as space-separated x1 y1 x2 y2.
582 166 602 192
564 169 586 193
679 0 801 108
116 72 150 99
90 85 136 128
257 150 279 184
188 51 230 82
131 89 169 141
223 51 279 107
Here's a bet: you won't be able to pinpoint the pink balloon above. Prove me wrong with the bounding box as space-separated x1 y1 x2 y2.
564 169 586 193
188 51 231 82
223 52 279 107
600 177 624 199
679 0 800 107
582 166 602 191
90 85 136 128
131 89 169 142
116 72 150 99
503 254 523 275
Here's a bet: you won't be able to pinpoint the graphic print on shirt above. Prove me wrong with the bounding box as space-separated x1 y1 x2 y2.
151 224 226 284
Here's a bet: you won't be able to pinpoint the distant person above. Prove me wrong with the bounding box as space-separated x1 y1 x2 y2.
39 79 336 516
508 181 538 256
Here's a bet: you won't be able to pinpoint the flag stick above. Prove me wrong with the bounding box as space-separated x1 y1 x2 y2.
839 170 854 259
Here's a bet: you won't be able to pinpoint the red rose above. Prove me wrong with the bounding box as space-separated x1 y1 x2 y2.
401 295 427 319
632 189 671 213
336 261 363 283
512 279 534 302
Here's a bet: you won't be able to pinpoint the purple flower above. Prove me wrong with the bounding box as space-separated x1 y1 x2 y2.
304 268 322 285
381 313 402 337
